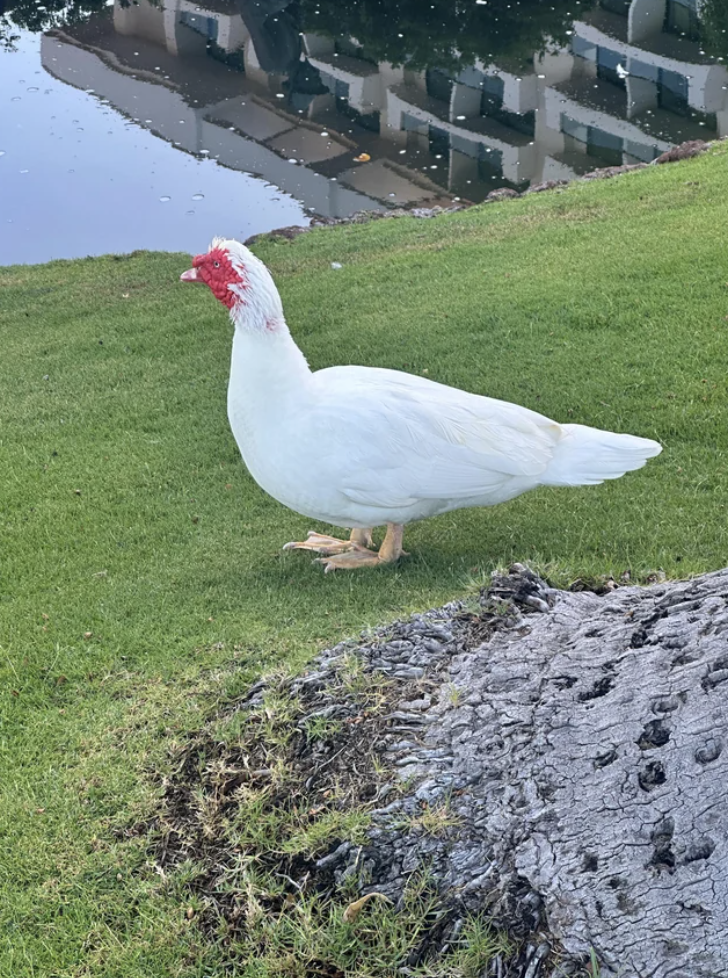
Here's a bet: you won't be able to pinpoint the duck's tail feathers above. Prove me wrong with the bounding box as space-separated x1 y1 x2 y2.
542 423 662 487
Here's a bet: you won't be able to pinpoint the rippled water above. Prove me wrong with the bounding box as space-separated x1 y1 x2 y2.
1 0 726 265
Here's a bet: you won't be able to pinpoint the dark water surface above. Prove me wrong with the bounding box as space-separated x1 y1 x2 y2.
1 0 726 265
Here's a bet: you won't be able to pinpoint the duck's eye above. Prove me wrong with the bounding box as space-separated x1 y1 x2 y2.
213 260 220 269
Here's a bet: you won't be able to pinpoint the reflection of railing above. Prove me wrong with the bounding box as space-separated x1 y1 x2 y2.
180 12 218 40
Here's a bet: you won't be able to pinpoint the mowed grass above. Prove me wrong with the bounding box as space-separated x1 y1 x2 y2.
2 143 728 976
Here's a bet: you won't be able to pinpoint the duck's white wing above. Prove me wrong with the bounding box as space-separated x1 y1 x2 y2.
308 366 563 509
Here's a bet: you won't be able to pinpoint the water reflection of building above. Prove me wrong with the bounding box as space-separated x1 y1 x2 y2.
549 0 728 167
42 1 386 219
43 0 728 215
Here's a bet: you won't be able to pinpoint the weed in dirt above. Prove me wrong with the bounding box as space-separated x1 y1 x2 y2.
152 649 512 975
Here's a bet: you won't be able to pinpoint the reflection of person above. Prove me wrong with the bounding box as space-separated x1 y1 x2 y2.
235 0 300 74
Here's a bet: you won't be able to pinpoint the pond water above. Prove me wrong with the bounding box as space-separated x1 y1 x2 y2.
1 0 726 265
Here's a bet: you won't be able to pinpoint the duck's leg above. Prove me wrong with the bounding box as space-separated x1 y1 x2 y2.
351 528 375 548
282 527 374 556
315 523 406 573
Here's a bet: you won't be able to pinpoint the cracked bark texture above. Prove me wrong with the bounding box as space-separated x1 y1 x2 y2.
310 567 728 977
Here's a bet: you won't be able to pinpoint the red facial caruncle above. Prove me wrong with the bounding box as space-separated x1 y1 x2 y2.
180 246 245 308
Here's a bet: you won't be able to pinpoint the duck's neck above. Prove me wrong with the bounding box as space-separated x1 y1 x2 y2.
228 306 312 409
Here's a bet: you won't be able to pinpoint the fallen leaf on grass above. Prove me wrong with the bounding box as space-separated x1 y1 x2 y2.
343 892 393 922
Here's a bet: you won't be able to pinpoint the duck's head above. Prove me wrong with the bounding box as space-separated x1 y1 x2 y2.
180 237 285 331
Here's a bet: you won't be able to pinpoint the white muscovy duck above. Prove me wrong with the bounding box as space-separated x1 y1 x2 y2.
181 238 662 572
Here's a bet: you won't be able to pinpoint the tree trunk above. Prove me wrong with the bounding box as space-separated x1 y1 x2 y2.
160 566 728 977
304 566 728 977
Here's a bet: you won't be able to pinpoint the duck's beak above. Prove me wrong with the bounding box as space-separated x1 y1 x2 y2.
180 267 200 282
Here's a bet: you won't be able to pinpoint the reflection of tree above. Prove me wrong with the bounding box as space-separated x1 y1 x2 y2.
297 0 594 70
0 0 152 48
3 0 725 71
701 0 728 61
1 0 587 62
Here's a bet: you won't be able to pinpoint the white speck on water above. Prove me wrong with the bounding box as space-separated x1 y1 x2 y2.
321 131 329 137
191 193 204 200
288 158 298 164
276 93 285 98
399 149 406 154
456 115 466 120
200 149 210 155
388 192 396 197
159 195 171 202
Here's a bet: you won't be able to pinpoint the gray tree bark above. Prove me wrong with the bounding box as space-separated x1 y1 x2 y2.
300 566 728 977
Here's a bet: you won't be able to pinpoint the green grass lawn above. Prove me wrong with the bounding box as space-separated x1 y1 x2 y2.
2 143 728 976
